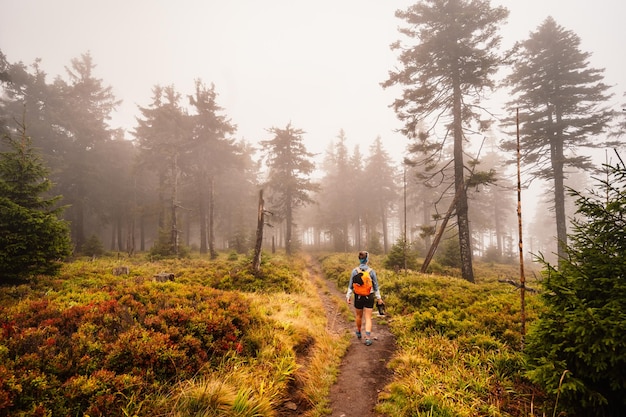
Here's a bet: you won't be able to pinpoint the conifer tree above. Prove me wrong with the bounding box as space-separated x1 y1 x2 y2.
503 17 614 262
134 85 188 256
261 123 318 255
384 233 418 271
0 122 71 280
317 131 354 252
526 159 626 416
363 136 399 253
384 0 508 282
54 52 121 250
186 80 238 258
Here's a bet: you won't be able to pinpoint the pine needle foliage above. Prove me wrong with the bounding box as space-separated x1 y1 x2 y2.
0 123 71 281
384 233 419 271
526 161 626 416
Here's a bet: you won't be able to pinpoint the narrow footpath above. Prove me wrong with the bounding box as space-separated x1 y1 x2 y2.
309 257 396 417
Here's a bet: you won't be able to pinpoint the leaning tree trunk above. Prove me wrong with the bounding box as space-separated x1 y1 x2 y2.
421 182 461 273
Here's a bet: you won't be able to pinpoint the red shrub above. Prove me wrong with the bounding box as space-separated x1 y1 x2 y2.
0 281 256 416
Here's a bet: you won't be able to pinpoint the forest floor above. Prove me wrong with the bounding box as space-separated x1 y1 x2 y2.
299 256 396 417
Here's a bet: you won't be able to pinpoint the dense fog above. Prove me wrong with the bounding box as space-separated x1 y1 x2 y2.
1 1 625 271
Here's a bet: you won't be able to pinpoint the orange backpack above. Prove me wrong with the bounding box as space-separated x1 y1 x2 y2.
353 267 373 296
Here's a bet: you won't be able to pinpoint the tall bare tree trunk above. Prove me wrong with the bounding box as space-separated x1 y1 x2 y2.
516 108 527 348
253 189 265 273
170 153 180 256
551 127 567 264
140 211 145 252
116 214 124 251
285 194 293 255
495 200 503 256
126 213 135 256
453 80 474 283
199 172 208 254
381 202 389 253
158 170 166 230
355 216 361 251
208 177 217 259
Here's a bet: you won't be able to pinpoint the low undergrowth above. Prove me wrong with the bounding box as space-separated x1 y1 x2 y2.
0 252 347 417
2 250 556 416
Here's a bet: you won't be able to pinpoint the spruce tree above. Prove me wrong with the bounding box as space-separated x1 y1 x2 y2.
503 17 613 262
317 131 355 252
260 123 318 255
0 122 71 281
384 0 509 282
526 159 626 416
363 137 399 254
384 233 418 271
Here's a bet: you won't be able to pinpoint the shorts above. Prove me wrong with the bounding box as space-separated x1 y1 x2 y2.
354 293 375 309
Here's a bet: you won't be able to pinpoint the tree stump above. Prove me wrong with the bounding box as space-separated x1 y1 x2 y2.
153 273 175 282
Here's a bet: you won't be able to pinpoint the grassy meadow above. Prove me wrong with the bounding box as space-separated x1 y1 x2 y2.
0 251 553 416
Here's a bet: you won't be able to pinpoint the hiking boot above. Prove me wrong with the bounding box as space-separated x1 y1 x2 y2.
355 331 362 339
365 339 373 346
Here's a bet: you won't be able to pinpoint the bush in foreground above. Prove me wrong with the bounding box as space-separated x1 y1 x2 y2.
0 281 253 416
526 162 626 416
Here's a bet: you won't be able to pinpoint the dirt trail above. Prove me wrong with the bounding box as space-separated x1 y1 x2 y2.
309 257 396 417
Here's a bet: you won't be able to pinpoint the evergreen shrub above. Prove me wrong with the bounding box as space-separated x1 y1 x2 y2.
526 162 626 416
384 234 419 270
0 128 72 281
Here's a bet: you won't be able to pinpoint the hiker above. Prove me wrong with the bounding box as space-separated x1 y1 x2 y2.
346 250 383 346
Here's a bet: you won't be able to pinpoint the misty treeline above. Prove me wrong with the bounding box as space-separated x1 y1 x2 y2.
0 50 401 260
0 49 514 264
1 1 625 278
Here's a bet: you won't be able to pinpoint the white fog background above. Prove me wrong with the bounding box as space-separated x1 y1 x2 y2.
2 0 626 228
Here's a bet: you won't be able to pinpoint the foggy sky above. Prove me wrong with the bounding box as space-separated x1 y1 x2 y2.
2 0 625 164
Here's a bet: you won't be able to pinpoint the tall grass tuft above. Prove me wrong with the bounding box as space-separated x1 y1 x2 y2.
170 378 237 416
231 388 274 417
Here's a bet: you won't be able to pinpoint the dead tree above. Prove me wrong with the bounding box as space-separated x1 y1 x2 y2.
516 108 527 347
253 189 265 273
